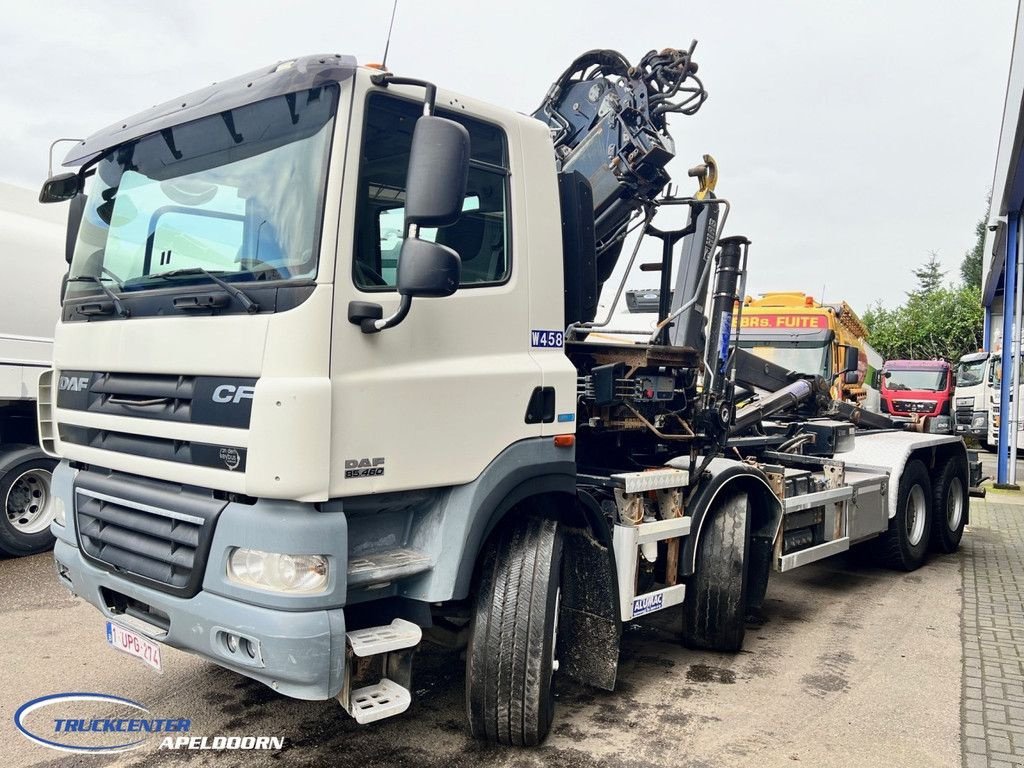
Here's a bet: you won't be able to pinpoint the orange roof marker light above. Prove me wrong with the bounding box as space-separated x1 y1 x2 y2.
553 435 575 448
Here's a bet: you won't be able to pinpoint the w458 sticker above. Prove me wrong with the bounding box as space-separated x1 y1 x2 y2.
531 329 564 348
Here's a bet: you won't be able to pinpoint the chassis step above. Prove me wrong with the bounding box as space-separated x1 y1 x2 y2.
340 619 422 725
346 618 422 657
348 678 412 724
347 547 433 587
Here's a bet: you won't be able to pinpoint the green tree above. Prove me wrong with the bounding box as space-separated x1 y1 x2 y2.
960 213 987 290
909 251 946 297
863 284 983 361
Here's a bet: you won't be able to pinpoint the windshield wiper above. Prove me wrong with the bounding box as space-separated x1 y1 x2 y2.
155 268 260 314
67 276 130 318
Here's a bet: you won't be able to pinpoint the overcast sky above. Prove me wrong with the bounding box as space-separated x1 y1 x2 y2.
0 0 1016 313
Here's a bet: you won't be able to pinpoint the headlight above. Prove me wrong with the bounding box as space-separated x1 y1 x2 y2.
53 496 66 527
226 548 329 594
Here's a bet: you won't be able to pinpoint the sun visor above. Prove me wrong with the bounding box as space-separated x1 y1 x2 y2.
63 54 357 167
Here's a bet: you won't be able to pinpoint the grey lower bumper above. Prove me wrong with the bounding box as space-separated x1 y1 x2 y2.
53 537 346 700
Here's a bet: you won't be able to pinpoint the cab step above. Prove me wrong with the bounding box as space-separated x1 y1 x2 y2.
347 678 412 724
340 619 422 725
347 547 433 587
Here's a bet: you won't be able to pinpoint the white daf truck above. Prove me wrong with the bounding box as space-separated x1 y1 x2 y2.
40 49 974 745
0 182 65 556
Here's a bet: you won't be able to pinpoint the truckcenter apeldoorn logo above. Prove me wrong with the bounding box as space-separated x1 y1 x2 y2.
15 692 284 754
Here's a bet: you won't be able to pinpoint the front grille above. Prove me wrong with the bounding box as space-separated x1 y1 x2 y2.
56 370 257 428
60 425 246 473
955 405 973 425
74 471 227 597
892 400 937 414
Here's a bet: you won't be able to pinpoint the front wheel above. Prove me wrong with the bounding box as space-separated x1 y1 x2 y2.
878 459 932 571
0 448 58 557
930 455 968 554
466 515 562 746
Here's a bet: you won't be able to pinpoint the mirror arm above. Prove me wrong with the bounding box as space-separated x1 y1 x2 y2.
368 295 412 334
369 73 437 115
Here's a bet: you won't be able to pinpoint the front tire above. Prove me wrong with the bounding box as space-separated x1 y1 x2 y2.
878 459 932 571
930 455 968 554
466 514 562 746
682 490 750 652
0 447 58 557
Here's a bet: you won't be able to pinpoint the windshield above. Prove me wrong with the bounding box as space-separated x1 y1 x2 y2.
956 359 987 387
738 342 829 378
67 86 338 299
883 369 946 392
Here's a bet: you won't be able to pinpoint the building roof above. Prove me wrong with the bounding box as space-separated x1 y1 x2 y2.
984 2 1024 304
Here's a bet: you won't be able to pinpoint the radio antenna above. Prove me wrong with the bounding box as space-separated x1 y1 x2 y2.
381 0 399 70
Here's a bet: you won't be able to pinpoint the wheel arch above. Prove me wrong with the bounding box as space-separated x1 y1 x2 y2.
888 441 969 521
464 481 622 692
681 461 782 577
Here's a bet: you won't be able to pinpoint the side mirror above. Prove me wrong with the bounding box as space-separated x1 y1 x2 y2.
843 345 859 373
844 371 859 385
349 113 471 335
403 116 470 228
39 172 81 203
397 238 461 297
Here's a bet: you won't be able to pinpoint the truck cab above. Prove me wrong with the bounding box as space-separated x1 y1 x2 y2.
880 359 954 433
954 351 992 443
735 292 882 411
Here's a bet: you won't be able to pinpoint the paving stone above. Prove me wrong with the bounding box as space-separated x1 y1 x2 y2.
962 501 1024 767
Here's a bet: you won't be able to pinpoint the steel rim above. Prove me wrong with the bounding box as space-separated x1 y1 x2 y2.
947 476 964 531
5 469 54 535
905 484 927 546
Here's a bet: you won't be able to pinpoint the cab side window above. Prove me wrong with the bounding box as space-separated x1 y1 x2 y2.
353 94 511 290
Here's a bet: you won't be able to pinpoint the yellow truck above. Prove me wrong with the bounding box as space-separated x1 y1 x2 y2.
736 292 882 411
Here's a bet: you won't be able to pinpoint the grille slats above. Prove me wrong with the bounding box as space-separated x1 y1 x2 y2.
74 472 226 597
76 497 200 547
78 512 197 570
89 540 186 588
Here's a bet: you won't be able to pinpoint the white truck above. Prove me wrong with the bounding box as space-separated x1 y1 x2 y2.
0 182 64 556
39 49 975 745
954 352 994 447
953 350 1024 452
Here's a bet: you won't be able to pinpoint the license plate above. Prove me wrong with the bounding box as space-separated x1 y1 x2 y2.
106 621 162 672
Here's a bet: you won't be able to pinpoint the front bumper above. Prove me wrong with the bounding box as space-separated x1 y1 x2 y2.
54 539 346 699
50 461 348 700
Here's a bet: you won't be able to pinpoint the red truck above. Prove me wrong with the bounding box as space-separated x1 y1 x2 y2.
879 359 954 434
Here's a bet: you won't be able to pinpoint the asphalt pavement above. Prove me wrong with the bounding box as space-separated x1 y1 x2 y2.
1 531 962 768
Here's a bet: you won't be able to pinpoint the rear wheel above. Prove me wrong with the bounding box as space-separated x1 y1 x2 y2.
878 459 932 571
682 490 750 652
466 514 562 746
930 455 968 554
0 448 58 557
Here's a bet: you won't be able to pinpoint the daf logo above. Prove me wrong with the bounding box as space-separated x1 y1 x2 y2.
212 385 255 404
58 376 90 392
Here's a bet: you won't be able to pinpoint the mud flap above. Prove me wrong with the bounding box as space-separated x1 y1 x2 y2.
558 525 621 691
